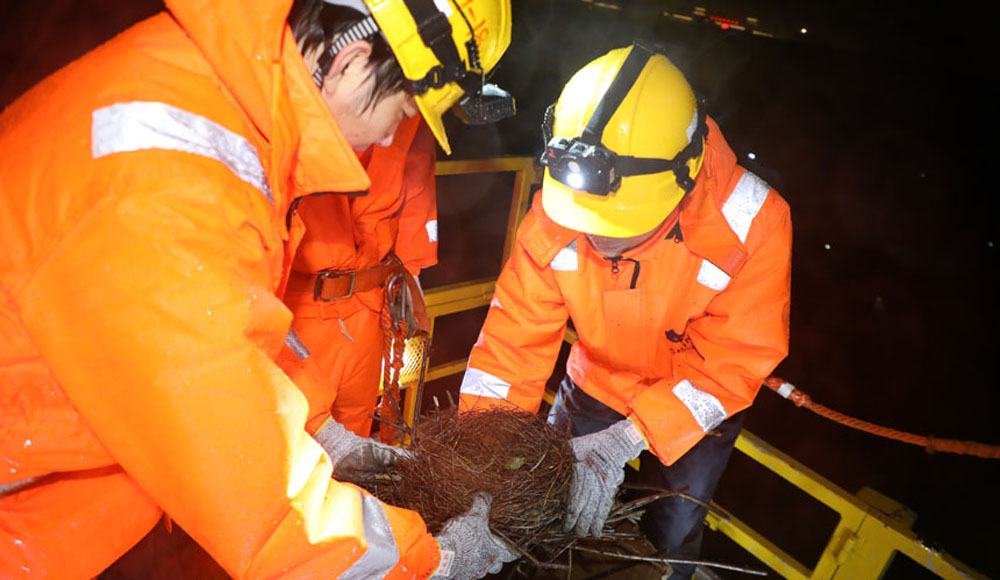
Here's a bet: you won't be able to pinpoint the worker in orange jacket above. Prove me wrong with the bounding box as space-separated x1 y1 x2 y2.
0 0 518 578
460 44 792 579
280 111 439 438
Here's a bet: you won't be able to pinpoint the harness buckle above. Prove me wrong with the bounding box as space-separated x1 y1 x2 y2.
313 270 356 302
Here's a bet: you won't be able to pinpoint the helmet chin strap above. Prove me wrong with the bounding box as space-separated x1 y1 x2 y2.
312 15 381 88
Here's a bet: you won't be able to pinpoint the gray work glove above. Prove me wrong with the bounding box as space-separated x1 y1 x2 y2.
431 493 519 580
565 419 647 537
314 418 410 483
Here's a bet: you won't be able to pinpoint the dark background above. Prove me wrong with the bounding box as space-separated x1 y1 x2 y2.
3 0 997 577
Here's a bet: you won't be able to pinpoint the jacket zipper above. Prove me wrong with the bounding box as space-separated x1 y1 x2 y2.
604 255 641 289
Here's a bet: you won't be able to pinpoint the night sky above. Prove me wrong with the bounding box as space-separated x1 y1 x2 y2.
2 0 997 577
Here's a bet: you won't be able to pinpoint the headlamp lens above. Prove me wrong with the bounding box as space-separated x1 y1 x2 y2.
541 136 617 196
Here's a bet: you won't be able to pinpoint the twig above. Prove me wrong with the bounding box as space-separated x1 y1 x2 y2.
368 413 412 436
410 334 432 445
572 547 768 576
618 484 731 522
492 528 569 571
579 545 669 580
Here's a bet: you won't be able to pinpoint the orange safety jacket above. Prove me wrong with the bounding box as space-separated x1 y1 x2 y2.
280 115 438 435
0 1 439 579
460 118 792 465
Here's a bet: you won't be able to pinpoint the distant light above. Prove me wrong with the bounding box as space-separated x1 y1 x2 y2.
747 152 756 160
800 27 808 34
989 241 995 248
721 22 730 29
824 243 831 250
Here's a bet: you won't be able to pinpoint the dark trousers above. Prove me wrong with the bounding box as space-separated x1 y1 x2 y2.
547 375 744 580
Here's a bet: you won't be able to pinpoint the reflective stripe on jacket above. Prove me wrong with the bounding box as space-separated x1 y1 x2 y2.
460 118 792 465
0 2 438 578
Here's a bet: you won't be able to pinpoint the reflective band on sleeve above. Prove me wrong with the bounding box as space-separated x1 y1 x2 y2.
460 367 512 400
696 259 730 291
339 492 401 580
777 382 795 399
91 101 273 204
284 329 311 360
550 239 578 272
425 219 439 243
672 379 727 432
722 170 770 243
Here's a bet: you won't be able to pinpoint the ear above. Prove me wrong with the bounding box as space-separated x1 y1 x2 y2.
320 40 374 96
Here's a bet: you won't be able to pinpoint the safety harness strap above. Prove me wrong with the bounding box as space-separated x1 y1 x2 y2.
286 256 405 302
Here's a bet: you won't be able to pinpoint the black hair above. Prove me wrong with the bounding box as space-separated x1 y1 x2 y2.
288 0 409 112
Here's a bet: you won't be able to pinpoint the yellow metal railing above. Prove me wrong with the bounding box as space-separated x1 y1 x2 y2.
401 157 537 421
401 156 986 580
705 432 987 579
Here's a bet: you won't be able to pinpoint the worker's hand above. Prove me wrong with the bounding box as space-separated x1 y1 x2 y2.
564 419 647 537
431 493 519 580
314 418 411 483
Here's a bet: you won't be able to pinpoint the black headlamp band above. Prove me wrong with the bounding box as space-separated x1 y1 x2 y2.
582 43 654 144
616 106 708 192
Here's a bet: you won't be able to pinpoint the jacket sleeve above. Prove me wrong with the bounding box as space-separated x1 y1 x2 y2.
395 122 439 275
460 214 570 413
629 192 792 465
16 160 439 579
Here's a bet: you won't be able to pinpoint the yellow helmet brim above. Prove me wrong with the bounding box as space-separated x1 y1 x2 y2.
541 170 675 237
367 0 512 156
412 83 464 155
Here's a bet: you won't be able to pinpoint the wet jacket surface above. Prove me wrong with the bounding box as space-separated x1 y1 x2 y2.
0 0 439 578
460 118 792 465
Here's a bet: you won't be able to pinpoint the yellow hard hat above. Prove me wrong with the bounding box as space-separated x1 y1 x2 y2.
363 0 513 154
540 43 707 237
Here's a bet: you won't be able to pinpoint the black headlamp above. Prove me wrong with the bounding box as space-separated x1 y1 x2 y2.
405 0 516 125
539 42 706 197
542 136 620 196
453 81 517 125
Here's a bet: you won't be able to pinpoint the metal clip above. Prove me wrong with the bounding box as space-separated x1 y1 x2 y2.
386 272 408 333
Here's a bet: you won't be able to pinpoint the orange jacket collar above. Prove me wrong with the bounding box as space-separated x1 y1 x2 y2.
164 0 370 198
677 116 748 275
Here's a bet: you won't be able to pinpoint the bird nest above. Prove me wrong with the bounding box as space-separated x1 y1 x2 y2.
362 404 757 577
361 406 574 539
